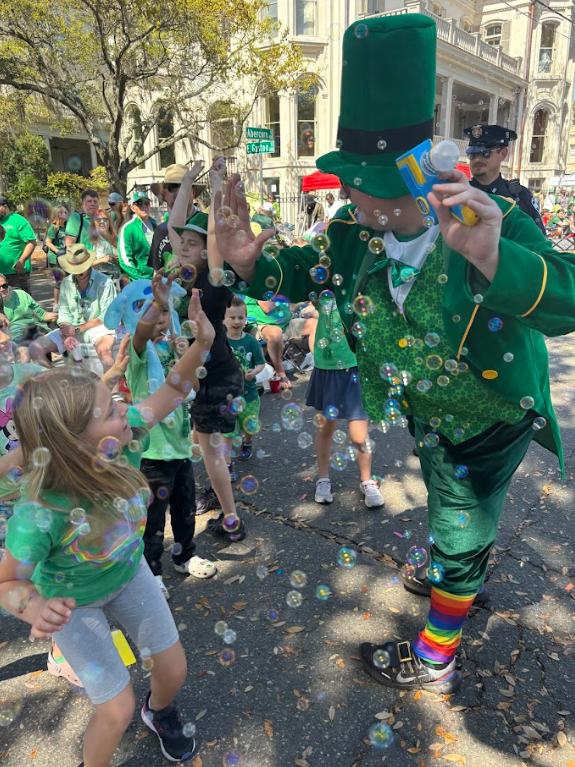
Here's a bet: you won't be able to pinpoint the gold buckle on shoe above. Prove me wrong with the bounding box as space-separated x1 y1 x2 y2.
397 641 413 664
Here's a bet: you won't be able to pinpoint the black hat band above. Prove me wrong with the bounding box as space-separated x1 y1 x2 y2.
337 118 434 155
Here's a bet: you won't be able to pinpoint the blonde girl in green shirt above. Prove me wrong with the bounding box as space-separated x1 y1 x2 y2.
0 282 213 766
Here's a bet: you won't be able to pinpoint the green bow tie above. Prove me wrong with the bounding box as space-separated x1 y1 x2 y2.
367 258 421 288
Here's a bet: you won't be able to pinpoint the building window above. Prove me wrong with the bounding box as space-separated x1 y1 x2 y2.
530 109 549 163
538 22 555 73
428 2 445 17
157 106 175 168
528 177 544 192
296 0 317 36
297 79 317 158
485 24 502 46
461 19 472 33
365 0 386 13
264 92 281 158
264 0 278 19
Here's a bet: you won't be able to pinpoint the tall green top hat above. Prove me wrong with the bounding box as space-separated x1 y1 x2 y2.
317 14 437 199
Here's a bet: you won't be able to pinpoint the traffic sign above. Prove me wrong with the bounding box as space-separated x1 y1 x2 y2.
246 140 275 155
246 126 273 140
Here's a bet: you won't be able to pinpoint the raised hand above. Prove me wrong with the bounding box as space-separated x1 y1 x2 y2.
188 288 215 349
428 169 502 282
209 156 227 194
151 269 175 308
212 174 275 283
183 160 205 186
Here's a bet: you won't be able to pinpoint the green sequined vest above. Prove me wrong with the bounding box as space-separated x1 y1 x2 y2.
356 241 523 443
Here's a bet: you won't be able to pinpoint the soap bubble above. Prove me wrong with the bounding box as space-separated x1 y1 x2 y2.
355 23 369 39
378 214 388 226
298 432 313 449
373 649 390 669
315 584 332 600
503 352 514 362
426 354 443 370
223 750 241 766
256 565 268 580
437 273 448 284
423 215 435 228
377 139 387 150
290 570 308 589
367 237 384 255
379 362 399 381
311 233 330 253
215 621 228 636
351 322 366 339
313 413 327 428
219 648 236 666
473 293 484 304
488 317 503 332
32 447 51 468
428 562 445 583
286 590 303 607
324 405 339 420
0 696 23 726
520 396 535 410
402 563 416 580
367 722 393 749
437 375 450 387
423 433 439 448
532 416 547 430
406 546 427 567
333 429 347 445
359 230 370 242
332 273 344 286
353 295 375 316
223 629 237 645
458 511 470 528
337 546 357 568
454 464 469 479
330 452 347 471
416 379 432 393
239 475 258 495
424 332 440 347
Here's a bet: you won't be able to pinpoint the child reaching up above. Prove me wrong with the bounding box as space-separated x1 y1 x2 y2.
223 297 265 460
0 288 214 767
123 272 217 599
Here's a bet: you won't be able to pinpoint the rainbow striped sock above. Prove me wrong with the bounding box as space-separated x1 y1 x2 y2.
412 586 477 664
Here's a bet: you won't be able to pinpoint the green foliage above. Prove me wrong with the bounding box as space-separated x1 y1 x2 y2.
44 167 109 208
0 0 306 190
8 176 45 209
1 132 52 189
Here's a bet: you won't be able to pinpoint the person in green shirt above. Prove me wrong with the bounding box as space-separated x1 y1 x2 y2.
223 296 266 460
125 273 217 599
45 202 70 311
0 287 215 766
65 188 100 251
0 277 57 352
118 191 157 281
212 16 575 694
306 293 384 509
0 195 37 295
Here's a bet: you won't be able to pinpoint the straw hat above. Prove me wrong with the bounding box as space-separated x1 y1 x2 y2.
58 243 96 275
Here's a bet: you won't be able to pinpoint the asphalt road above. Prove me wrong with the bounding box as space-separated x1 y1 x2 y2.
0 268 574 767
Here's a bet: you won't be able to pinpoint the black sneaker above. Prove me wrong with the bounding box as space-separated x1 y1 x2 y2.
360 640 461 693
195 486 219 515
206 515 246 542
141 691 196 763
402 568 489 606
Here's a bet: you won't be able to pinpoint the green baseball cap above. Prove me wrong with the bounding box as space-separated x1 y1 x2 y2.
132 190 150 204
172 211 208 237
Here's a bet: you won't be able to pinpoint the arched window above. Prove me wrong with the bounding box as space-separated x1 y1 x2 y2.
297 79 317 158
530 108 549 163
485 24 502 46
428 1 444 17
264 92 281 158
157 105 175 168
461 19 472 33
538 22 556 73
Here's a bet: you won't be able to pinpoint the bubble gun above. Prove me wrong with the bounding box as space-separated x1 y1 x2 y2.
396 139 479 226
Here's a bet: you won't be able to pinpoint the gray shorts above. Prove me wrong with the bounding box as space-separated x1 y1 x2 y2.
54 558 180 704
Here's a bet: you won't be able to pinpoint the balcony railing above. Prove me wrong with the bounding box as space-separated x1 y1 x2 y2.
360 2 523 78
433 135 468 156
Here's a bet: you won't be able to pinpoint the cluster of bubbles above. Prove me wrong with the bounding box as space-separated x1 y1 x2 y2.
215 620 237 666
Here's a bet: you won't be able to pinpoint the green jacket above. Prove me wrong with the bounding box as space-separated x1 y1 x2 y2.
239 199 575 470
118 217 156 281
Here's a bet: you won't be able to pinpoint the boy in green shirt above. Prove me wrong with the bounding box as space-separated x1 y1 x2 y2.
0 279 57 346
223 296 265 460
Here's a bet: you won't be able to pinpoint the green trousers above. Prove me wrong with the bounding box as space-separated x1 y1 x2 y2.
414 412 535 595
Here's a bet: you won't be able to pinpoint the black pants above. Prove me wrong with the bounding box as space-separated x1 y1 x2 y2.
140 457 196 576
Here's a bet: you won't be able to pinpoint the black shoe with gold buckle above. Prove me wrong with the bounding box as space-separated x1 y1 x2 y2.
360 640 461 693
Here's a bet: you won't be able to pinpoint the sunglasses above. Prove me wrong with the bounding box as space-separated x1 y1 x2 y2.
94 217 108 223
134 200 150 208
164 184 181 193
0 284 8 290
468 148 501 159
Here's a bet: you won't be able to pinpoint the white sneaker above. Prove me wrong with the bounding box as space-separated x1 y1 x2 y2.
174 555 218 579
155 574 170 600
360 479 385 508
315 477 333 504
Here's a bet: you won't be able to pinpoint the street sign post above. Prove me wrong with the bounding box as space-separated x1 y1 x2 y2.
245 127 274 205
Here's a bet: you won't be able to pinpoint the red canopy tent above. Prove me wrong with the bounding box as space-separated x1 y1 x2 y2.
301 171 341 192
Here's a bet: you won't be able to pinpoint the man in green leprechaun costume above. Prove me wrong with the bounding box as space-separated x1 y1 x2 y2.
212 14 575 694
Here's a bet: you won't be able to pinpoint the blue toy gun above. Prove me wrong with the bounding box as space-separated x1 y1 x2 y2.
396 139 479 226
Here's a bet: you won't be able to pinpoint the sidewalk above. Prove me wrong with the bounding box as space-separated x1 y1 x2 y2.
0 272 574 766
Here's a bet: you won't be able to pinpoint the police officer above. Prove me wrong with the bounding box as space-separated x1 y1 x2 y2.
464 124 545 233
